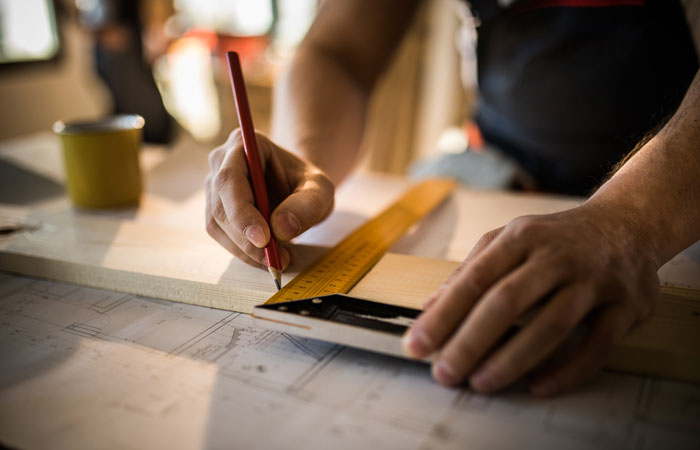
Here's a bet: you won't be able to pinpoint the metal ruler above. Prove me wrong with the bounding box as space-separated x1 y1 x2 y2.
265 178 457 305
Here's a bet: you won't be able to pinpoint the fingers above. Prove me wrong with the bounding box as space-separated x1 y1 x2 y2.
404 209 656 395
271 173 335 241
422 227 505 312
206 185 292 267
205 129 333 269
464 226 505 263
205 182 266 266
468 284 593 393
206 131 277 266
403 231 526 360
215 139 272 242
427 254 567 387
528 305 636 397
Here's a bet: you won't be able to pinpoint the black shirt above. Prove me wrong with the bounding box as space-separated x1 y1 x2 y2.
468 0 698 194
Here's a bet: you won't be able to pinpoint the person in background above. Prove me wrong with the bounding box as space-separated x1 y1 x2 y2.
76 0 173 143
205 0 700 396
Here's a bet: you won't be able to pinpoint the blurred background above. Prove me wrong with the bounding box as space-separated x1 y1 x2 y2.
0 0 472 176
0 0 698 176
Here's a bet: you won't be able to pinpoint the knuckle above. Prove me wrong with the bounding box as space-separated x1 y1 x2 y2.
212 168 235 195
205 216 218 237
305 189 331 219
475 233 491 249
444 263 466 285
314 171 335 196
207 148 222 169
254 130 268 143
477 227 502 247
211 200 228 223
508 216 543 240
491 285 523 312
460 265 491 295
228 128 243 145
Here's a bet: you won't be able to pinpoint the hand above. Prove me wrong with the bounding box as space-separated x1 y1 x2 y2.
403 205 660 396
205 130 335 268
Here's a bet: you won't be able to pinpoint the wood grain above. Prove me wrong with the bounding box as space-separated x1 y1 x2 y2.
354 254 700 383
1 207 699 383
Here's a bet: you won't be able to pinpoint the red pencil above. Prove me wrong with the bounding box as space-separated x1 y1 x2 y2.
226 51 283 290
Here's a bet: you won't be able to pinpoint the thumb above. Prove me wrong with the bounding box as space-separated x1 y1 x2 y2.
270 176 334 241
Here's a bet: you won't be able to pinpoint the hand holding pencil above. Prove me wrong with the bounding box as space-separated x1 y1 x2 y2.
204 52 335 288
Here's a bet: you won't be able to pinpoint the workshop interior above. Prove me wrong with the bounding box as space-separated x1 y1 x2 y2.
1 1 700 450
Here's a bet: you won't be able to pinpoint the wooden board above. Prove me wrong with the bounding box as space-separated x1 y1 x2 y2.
0 207 699 383
354 254 700 384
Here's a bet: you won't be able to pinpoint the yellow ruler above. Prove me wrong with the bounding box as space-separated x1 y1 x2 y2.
265 178 457 304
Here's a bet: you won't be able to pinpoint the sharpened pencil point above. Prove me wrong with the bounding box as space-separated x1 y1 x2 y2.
268 266 282 291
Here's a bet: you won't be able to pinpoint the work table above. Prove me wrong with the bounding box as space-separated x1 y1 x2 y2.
1 132 699 450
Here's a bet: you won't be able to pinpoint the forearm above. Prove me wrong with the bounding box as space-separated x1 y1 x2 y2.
587 70 700 266
271 46 369 185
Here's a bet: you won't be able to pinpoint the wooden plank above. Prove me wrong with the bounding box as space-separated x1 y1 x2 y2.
0 206 315 312
1 208 699 383
354 254 700 383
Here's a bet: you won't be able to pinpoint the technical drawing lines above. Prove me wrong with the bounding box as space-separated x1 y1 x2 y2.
87 294 131 314
63 322 100 338
171 313 239 359
281 333 327 361
287 344 345 396
3 273 700 450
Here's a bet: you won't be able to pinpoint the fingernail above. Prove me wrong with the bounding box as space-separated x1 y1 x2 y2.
433 360 459 386
244 225 266 248
470 370 495 393
273 212 301 241
402 328 432 358
531 379 558 397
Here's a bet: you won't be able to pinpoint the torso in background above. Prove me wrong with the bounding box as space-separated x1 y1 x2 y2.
466 0 698 195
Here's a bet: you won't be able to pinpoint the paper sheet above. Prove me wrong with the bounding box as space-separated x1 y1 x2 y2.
1 273 699 450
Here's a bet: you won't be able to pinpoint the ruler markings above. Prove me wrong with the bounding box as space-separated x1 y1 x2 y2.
265 179 457 305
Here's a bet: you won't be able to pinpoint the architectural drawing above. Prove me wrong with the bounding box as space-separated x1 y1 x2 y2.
0 272 698 450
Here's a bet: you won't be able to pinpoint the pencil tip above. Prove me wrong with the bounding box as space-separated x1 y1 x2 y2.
268 266 282 291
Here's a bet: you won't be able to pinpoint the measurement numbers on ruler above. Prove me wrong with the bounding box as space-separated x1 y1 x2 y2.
266 178 457 304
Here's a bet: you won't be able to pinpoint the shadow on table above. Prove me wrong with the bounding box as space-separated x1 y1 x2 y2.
0 160 64 205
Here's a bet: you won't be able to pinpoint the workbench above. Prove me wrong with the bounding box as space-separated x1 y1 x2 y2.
1 132 699 450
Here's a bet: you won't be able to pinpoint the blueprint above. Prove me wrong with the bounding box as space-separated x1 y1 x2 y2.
1 272 699 450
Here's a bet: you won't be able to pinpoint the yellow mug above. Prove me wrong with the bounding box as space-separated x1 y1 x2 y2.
53 115 144 209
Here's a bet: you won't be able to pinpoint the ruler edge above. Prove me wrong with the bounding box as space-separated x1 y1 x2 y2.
265 178 457 304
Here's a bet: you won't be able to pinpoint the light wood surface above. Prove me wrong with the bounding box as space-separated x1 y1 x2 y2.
1 207 698 383
1 132 699 382
353 254 700 384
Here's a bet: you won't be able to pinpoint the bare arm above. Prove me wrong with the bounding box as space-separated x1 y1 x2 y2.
404 70 700 396
589 71 700 265
206 0 421 266
272 0 422 184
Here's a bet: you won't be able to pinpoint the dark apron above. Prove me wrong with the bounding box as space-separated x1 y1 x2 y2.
467 0 698 194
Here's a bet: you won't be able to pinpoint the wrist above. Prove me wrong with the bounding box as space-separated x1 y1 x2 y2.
580 195 664 270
